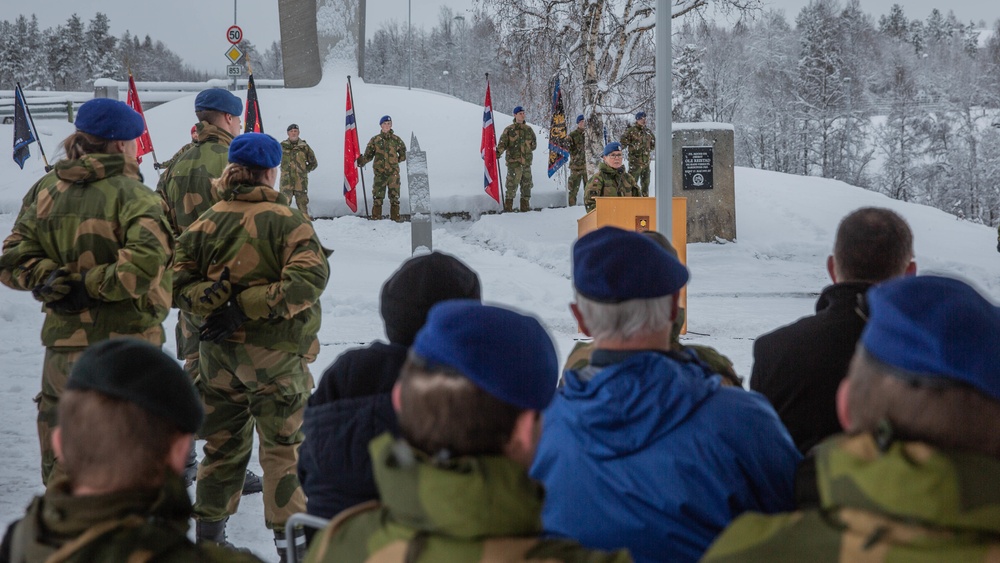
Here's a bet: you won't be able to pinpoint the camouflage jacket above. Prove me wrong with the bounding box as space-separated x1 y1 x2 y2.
1 475 263 563
306 433 632 563
280 139 318 192
567 128 587 171
156 122 234 236
701 434 1000 562
496 121 537 166
358 130 406 176
173 183 330 358
0 154 172 348
584 162 639 212
156 141 197 179
620 124 655 169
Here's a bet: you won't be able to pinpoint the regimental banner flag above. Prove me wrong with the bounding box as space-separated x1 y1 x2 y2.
343 83 360 213
244 72 263 133
12 84 36 170
481 79 501 204
547 77 570 178
126 73 154 164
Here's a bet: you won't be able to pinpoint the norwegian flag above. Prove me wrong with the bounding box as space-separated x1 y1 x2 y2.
126 73 154 164
481 79 501 204
343 83 360 213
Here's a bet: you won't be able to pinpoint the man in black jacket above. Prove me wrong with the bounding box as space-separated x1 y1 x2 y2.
297 251 482 532
750 207 915 454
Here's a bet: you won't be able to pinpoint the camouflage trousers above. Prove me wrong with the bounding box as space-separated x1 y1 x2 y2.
194 341 313 531
504 165 533 201
567 167 587 204
372 168 401 206
281 187 310 217
176 310 203 385
37 347 86 485
630 164 651 197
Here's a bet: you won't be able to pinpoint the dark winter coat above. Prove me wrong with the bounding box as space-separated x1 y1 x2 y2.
531 349 800 563
298 341 405 520
750 282 871 454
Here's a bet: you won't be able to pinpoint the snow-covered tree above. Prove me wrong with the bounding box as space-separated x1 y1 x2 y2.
672 43 709 121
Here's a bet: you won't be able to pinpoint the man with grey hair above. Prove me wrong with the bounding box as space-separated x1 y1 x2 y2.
530 226 800 563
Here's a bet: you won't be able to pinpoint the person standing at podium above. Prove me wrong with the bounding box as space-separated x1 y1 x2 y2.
583 142 639 212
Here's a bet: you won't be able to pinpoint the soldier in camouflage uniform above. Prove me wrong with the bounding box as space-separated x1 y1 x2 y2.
357 115 406 221
619 111 655 196
153 124 198 177
173 133 330 562
583 142 639 212
280 124 318 218
496 106 538 212
565 114 588 206
0 339 263 563
0 99 173 486
703 276 1000 562
157 88 243 386
305 301 631 563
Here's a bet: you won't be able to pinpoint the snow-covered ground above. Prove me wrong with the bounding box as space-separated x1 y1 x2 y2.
1 74 999 561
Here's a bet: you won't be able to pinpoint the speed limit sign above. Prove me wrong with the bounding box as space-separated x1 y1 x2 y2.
227 25 243 44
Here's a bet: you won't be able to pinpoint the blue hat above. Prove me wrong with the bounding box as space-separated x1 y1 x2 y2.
577 114 585 123
379 115 392 125
194 88 243 116
412 300 558 411
635 111 647 120
228 132 282 169
861 276 1000 401
603 142 622 156
574 226 689 303
74 98 145 141
513 106 524 114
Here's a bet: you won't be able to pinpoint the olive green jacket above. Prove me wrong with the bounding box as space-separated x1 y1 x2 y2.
496 121 537 167
620 123 655 170
156 122 234 236
567 128 587 171
173 183 330 358
357 131 406 177
306 433 632 563
701 434 1000 562
280 139 318 192
1 475 263 563
583 162 640 212
0 154 172 348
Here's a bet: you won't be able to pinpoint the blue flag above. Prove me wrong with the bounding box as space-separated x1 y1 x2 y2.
547 77 570 178
12 84 36 170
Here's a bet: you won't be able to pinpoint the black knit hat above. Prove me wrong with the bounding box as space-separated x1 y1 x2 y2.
380 252 482 346
66 339 204 433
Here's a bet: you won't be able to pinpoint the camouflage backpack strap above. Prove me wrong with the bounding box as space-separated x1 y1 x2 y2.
310 500 382 562
43 514 146 563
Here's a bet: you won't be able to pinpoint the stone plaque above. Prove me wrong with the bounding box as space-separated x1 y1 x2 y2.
682 146 714 190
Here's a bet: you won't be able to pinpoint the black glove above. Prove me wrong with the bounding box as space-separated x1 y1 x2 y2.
199 294 249 344
997 240 1000 253
42 269 99 314
153 162 162 170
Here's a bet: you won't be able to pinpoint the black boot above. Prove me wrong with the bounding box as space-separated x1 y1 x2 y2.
274 527 307 563
183 442 198 487
242 469 262 495
196 517 248 551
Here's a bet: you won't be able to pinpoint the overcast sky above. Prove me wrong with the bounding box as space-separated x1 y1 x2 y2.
10 0 1000 74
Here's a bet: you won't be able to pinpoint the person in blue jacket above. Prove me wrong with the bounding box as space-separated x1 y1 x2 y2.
530 227 801 563
297 251 482 534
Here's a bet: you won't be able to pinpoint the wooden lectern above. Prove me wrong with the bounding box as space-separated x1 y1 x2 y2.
577 196 688 332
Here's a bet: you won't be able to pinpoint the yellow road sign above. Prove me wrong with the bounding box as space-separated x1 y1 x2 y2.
225 45 244 64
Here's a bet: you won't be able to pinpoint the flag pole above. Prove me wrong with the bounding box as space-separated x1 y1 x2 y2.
347 75 370 218
18 83 51 172
486 73 503 196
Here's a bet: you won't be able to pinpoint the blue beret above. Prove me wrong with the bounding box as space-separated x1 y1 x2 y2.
195 88 243 116
380 115 392 125
861 276 1000 401
74 98 145 141
603 142 622 156
577 114 585 123
412 300 558 410
67 339 203 434
513 106 524 114
574 226 689 303
228 133 282 169
635 111 647 120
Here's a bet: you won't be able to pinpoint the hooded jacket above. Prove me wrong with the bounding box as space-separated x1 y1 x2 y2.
531 349 800 563
304 434 631 563
701 433 1000 562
